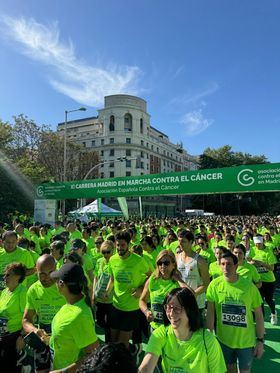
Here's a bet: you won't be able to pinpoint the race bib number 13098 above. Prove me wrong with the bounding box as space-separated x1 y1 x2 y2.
222 304 247 328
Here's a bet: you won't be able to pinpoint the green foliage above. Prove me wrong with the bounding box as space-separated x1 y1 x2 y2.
199 145 267 169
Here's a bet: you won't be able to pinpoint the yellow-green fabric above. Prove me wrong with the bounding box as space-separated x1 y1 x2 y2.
146 325 226 373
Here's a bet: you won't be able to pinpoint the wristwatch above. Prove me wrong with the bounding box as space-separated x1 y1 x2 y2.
256 337 264 343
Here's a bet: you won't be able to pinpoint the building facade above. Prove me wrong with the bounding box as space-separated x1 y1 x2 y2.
58 94 198 216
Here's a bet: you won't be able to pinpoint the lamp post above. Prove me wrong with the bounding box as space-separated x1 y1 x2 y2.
79 156 137 207
62 107 87 215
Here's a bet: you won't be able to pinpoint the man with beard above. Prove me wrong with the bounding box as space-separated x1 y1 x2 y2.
104 231 150 355
21 255 65 371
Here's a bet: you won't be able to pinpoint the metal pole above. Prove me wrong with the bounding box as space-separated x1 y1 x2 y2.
62 110 68 216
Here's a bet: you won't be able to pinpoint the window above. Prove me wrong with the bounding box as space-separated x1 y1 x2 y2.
126 171 131 176
140 118 143 134
151 145 153 150
140 162 144 169
100 150 104 156
109 162 114 168
146 142 149 148
91 140 95 147
109 115 115 131
124 113 133 132
147 164 149 170
110 171 114 177
109 149 114 156
100 172 104 178
157 147 159 153
126 160 131 168
110 138 114 144
126 138 131 144
141 151 144 158
126 149 131 156
141 140 144 146
82 142 86 147
101 139 104 145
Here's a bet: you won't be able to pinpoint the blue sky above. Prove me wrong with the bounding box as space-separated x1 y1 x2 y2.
0 0 279 162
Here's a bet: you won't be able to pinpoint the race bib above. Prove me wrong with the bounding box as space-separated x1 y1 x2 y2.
151 303 164 324
0 275 5 291
256 266 268 274
95 273 110 298
0 317 8 335
222 304 247 328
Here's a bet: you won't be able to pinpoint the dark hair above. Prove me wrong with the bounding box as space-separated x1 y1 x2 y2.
2 230 17 240
177 230 194 242
131 244 143 256
115 231 131 244
18 237 30 249
4 262 26 283
50 240 65 256
77 343 137 373
234 243 246 256
221 251 238 265
64 252 83 266
163 288 202 332
141 235 156 250
63 265 91 309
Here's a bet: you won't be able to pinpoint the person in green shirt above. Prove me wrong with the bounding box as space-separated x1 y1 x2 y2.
209 246 228 279
139 287 226 373
92 240 114 342
104 231 150 349
195 235 216 265
206 251 264 373
248 235 277 325
50 240 65 269
49 263 99 371
140 250 187 330
0 231 35 292
22 254 65 371
0 262 27 372
233 244 261 287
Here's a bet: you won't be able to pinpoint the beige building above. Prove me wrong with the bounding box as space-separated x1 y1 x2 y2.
58 94 198 216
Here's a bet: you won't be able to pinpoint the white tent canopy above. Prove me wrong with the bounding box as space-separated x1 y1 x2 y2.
68 200 123 220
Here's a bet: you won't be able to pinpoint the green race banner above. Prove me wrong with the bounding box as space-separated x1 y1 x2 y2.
36 163 280 200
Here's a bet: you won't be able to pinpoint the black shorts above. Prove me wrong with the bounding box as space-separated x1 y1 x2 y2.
110 306 140 332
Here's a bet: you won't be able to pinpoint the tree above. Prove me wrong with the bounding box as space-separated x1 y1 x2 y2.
199 145 267 169
193 146 279 215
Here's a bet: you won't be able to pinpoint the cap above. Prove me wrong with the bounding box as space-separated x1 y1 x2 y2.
50 263 84 283
253 236 263 244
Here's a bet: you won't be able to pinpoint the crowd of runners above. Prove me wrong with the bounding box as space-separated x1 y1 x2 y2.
0 214 279 372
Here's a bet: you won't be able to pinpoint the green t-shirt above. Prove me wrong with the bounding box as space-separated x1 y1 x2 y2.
108 252 149 311
209 261 222 279
237 261 261 284
51 226 65 236
50 298 98 369
146 325 226 373
149 275 179 329
206 276 262 348
194 246 216 265
25 281 65 333
94 257 112 303
0 247 35 291
248 246 277 282
0 283 27 334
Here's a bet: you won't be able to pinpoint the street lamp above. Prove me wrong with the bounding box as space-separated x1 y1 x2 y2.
62 107 86 215
79 156 137 207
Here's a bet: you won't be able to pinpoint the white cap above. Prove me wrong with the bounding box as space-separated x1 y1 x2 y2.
253 236 263 244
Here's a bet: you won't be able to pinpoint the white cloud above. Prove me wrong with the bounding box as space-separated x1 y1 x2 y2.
0 15 141 106
169 82 219 107
180 109 213 136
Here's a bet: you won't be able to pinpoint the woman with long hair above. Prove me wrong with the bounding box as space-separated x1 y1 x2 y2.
49 263 99 372
139 288 226 373
140 250 186 330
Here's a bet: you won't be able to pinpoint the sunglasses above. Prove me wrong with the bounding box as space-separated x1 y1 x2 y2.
164 304 183 314
102 250 112 255
157 260 171 266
